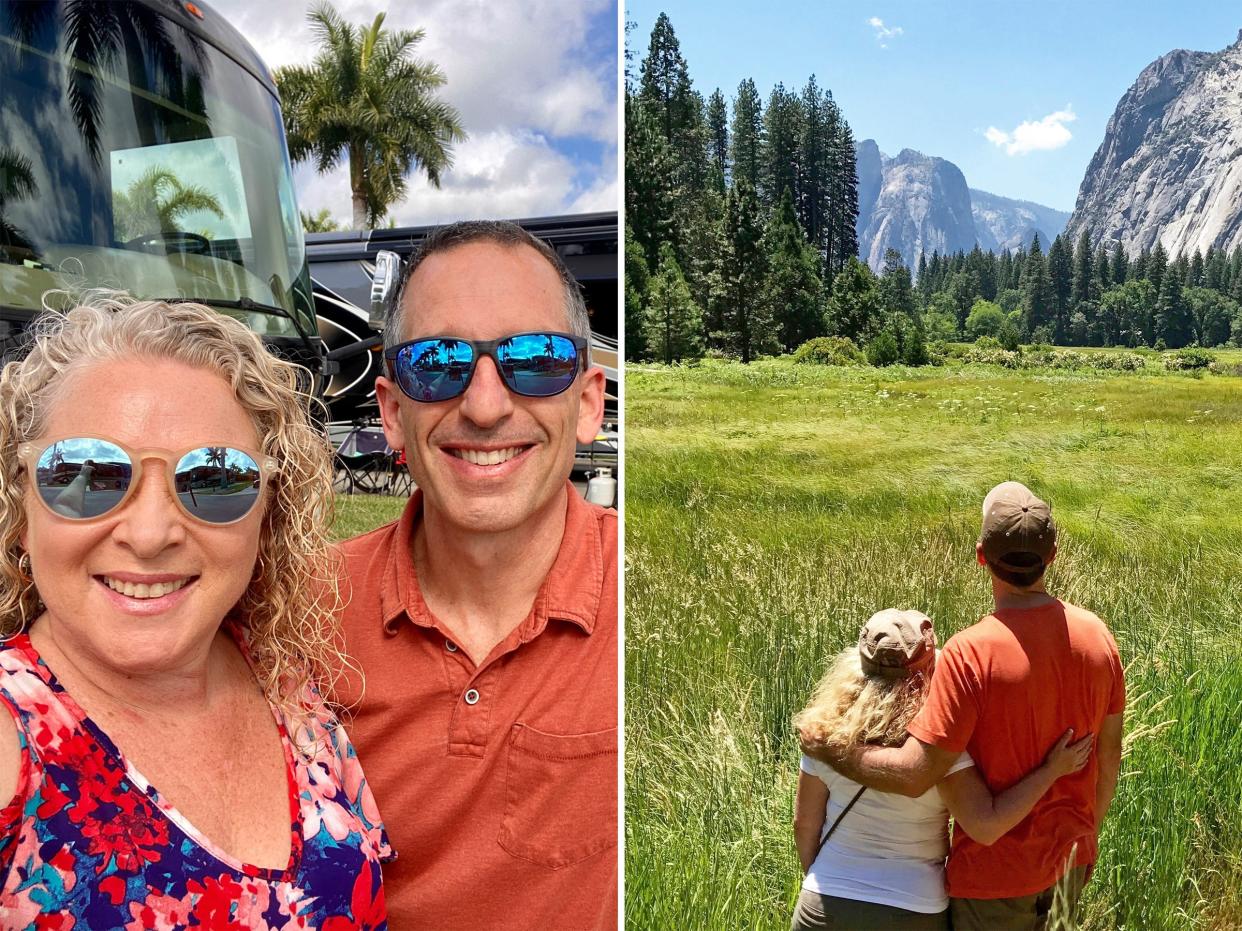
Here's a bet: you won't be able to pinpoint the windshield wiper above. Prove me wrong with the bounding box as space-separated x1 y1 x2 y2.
161 295 290 321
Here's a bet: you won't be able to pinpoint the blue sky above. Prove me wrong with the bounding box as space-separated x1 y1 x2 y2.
627 2 1241 211
217 0 618 227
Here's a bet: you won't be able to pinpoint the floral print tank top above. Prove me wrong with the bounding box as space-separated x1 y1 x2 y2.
0 633 392 929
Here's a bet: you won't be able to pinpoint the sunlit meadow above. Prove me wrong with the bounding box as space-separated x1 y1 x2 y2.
625 355 1242 931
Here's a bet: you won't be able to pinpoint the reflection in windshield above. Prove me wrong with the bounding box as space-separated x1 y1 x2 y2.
0 1 313 338
0 146 36 254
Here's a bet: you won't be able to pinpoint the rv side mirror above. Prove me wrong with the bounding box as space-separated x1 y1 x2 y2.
370 250 401 331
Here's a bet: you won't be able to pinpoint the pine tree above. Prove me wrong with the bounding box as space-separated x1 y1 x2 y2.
724 180 776 362
880 248 917 332
730 79 763 192
826 257 883 343
1110 241 1128 286
827 115 860 278
760 84 803 210
644 242 704 363
1155 272 1193 348
1188 249 1204 288
1070 229 1094 311
624 99 677 269
1204 245 1225 293
1148 241 1168 294
1047 234 1072 343
1093 243 1111 298
967 245 996 301
705 88 729 193
638 14 696 149
1021 233 1054 340
764 189 825 351
797 76 834 269
997 249 1014 293
624 222 651 361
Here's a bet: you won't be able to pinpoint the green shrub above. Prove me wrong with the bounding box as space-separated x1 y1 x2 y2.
1164 348 1215 371
996 319 1022 352
791 336 864 366
974 335 1001 350
963 346 1021 368
865 329 900 366
903 327 931 366
1208 360 1242 376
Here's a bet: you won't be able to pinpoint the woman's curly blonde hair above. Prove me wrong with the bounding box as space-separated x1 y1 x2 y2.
0 295 346 736
794 646 934 751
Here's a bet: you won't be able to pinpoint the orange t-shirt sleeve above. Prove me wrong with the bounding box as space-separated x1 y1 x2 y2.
907 639 980 753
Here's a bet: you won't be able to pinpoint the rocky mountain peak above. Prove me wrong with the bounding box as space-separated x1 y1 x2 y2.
1066 34 1242 257
853 140 1068 272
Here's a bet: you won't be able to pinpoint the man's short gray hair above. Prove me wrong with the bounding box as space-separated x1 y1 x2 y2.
385 220 591 351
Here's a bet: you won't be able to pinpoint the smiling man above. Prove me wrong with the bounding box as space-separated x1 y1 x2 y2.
335 221 618 930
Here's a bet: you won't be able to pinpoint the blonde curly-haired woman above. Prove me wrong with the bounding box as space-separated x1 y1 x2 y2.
791 609 1089 931
0 298 391 927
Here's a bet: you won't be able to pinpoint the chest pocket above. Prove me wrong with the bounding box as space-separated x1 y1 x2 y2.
498 723 617 870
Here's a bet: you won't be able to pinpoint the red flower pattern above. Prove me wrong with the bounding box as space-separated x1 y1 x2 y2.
0 635 392 929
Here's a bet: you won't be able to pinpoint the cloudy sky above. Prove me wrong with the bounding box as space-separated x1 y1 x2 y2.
628 0 1241 210
211 0 618 227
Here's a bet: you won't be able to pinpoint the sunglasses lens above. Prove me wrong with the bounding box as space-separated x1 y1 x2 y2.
173 448 263 524
499 334 581 397
395 339 474 402
33 439 132 519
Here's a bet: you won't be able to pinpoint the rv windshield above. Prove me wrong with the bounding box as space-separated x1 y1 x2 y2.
0 4 313 338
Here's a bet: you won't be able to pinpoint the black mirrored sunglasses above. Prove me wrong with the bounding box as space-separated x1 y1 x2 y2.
384 332 588 403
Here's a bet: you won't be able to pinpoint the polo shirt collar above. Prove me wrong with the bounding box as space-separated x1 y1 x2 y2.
378 482 602 639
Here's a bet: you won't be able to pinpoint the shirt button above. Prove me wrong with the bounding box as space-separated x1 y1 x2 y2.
464 688 480 705
445 639 458 652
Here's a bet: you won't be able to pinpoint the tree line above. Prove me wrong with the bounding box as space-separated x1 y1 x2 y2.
915 229 1242 351
627 15 1242 365
625 13 861 364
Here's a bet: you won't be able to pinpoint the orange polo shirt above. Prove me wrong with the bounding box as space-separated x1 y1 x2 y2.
333 483 618 930
908 599 1125 900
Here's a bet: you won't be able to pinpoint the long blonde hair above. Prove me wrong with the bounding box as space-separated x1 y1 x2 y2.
0 296 345 733
794 647 932 751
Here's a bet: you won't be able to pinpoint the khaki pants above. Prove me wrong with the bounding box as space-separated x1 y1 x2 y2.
950 865 1089 931
790 888 949 931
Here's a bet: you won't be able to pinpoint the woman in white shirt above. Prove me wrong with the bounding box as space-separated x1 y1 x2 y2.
789 609 1089 930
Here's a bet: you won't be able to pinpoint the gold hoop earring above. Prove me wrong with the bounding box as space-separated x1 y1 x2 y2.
17 551 31 581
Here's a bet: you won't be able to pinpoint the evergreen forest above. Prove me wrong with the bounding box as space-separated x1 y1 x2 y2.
625 14 1242 366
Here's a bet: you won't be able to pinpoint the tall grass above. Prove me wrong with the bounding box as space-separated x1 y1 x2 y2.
625 359 1242 930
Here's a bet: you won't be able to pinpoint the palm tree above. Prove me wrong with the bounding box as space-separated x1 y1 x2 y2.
300 208 340 233
111 166 224 242
275 3 466 230
0 148 37 252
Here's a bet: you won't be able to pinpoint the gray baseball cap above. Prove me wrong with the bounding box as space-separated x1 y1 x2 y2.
858 609 936 679
980 481 1056 569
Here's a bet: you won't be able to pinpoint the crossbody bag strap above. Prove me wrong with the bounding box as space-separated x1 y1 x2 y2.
807 785 866 873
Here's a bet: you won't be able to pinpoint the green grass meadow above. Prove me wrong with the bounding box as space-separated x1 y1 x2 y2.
625 358 1242 930
331 494 406 541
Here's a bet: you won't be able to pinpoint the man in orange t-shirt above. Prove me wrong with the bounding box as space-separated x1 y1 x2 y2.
334 221 617 929
804 482 1124 930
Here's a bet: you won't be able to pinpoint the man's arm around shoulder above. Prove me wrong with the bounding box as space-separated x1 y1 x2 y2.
799 728 960 798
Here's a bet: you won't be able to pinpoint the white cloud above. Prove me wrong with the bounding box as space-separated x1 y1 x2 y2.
867 16 903 48
209 0 617 225
985 107 1077 156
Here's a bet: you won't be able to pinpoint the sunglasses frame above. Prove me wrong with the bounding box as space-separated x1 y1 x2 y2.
383 331 589 403
17 436 277 526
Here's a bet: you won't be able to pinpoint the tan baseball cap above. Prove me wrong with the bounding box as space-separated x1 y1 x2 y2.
980 481 1056 568
858 609 936 679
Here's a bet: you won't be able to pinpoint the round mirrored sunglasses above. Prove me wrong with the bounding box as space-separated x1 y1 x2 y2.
18 437 276 525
